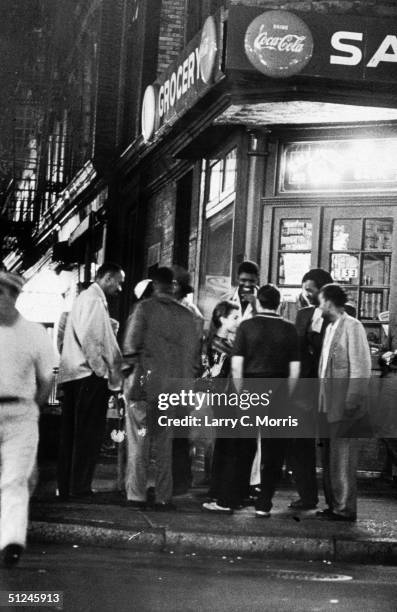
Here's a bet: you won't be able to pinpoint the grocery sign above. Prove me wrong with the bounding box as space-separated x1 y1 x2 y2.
141 15 222 142
227 6 397 84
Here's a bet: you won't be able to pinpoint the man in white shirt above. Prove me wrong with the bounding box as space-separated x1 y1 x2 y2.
0 272 56 567
57 263 124 500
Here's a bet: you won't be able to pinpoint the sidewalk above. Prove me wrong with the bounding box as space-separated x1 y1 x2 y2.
29 461 397 565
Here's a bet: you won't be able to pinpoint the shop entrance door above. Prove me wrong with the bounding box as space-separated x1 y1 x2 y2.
320 205 396 351
269 206 321 319
268 202 397 353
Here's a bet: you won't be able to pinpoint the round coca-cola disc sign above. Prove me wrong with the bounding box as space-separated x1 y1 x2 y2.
244 10 314 78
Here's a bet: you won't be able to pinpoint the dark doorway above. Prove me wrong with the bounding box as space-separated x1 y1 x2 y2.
173 170 193 268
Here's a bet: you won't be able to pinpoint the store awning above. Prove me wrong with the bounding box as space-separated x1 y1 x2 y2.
68 215 90 245
214 101 397 127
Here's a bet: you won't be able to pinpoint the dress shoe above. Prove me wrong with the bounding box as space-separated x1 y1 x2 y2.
126 500 147 510
316 508 334 517
3 544 23 568
324 512 357 522
289 499 317 510
153 502 177 512
202 501 233 514
146 487 156 506
255 510 271 518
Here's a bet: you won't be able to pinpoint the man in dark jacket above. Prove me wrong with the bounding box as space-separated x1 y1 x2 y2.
123 267 198 510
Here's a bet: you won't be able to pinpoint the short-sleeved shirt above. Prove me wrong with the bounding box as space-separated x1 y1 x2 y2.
233 313 299 378
0 315 56 401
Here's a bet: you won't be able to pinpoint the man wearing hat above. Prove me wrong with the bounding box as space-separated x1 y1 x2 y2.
0 272 56 567
123 267 198 509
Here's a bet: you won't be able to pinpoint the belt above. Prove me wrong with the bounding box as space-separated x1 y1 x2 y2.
0 397 20 403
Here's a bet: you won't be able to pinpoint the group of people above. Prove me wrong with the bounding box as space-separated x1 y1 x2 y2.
54 260 373 523
202 266 372 521
0 256 388 567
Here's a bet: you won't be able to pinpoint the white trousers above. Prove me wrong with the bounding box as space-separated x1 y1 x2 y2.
250 431 261 486
0 401 38 549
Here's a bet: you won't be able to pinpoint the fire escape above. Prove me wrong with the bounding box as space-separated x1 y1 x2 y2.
0 92 42 261
0 2 57 266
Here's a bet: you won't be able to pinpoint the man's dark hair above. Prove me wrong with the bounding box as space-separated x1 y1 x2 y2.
257 284 280 310
237 260 259 277
96 262 123 279
301 268 333 290
320 283 348 308
151 266 174 287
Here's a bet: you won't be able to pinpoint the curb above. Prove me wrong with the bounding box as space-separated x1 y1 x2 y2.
29 521 397 565
29 521 165 551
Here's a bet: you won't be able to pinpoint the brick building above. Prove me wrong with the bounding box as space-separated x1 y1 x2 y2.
2 1 397 469
107 0 397 471
1 0 133 324
112 0 397 343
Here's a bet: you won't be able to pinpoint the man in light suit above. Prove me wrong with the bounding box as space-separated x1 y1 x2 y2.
317 284 371 521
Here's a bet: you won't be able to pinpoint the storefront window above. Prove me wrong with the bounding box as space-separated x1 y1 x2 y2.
207 148 237 211
208 160 223 202
223 148 237 194
278 219 312 286
205 205 234 279
329 217 393 325
199 148 238 321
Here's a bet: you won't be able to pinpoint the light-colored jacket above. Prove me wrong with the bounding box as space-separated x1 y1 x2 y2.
58 283 122 390
318 313 371 422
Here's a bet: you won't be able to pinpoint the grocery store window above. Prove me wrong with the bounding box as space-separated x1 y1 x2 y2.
201 148 237 301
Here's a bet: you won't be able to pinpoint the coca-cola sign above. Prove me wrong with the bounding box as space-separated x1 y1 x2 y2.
244 10 314 78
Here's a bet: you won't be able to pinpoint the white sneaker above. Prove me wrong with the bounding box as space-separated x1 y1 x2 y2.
255 510 271 518
202 501 233 514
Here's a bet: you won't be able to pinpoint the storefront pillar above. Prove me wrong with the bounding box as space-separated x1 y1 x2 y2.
244 130 269 265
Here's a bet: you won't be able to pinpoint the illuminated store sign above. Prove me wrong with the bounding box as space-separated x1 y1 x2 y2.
227 7 397 84
141 15 221 142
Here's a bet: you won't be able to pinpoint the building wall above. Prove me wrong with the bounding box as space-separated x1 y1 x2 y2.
145 183 177 269
228 0 397 16
157 0 186 75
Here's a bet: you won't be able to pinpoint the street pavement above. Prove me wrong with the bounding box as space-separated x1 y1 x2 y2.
29 461 397 565
1 545 397 612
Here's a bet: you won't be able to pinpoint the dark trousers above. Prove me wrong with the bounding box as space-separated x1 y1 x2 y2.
288 438 318 505
57 374 109 498
208 437 240 507
256 438 290 512
172 438 192 494
235 437 257 502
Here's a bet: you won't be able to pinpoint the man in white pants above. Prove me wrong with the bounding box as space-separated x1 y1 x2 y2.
0 271 55 568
